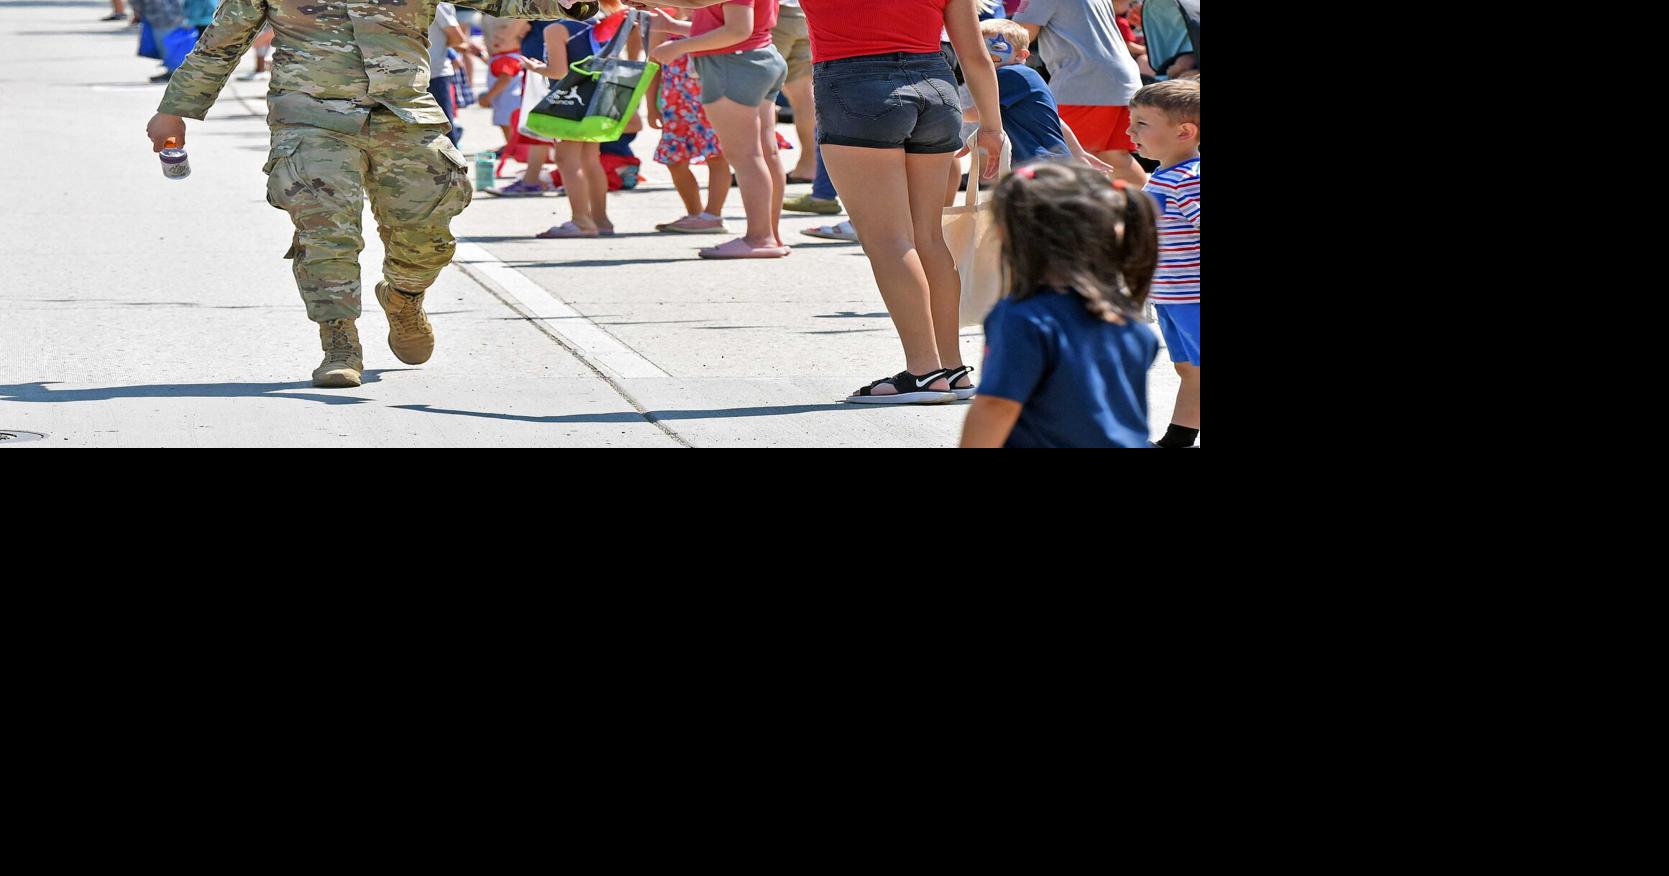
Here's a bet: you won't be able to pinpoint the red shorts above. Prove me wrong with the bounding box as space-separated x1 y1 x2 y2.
1058 104 1137 154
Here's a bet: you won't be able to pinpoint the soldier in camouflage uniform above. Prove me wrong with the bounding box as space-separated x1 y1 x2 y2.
146 0 599 388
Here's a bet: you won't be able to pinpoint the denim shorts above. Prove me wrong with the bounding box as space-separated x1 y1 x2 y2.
813 51 964 154
694 48 789 107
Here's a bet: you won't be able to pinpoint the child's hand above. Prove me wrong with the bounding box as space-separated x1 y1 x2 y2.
1078 152 1118 176
648 104 663 129
521 57 549 74
479 94 494 109
146 113 186 153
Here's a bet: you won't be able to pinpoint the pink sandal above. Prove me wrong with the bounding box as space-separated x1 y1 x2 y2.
536 222 599 239
698 238 791 260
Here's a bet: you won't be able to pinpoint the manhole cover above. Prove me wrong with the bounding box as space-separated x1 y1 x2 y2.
0 431 47 445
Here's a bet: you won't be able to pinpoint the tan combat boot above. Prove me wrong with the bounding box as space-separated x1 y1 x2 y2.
313 318 364 388
375 281 435 365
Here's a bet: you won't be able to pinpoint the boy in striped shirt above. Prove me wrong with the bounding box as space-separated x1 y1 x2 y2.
1129 80 1200 448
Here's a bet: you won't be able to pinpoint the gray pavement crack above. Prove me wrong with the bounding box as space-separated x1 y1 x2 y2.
451 258 692 450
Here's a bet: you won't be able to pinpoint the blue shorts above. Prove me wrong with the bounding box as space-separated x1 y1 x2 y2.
1156 303 1200 365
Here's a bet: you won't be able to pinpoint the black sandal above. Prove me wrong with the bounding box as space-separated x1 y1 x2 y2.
943 365 977 401
846 370 954 405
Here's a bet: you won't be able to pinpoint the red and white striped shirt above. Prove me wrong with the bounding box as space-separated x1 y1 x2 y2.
1145 157 1200 305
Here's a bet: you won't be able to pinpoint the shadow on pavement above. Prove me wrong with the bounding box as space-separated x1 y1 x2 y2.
1 371 418 407
502 257 694 269
392 402 860 424
460 232 667 242
16 30 135 37
801 328 885 335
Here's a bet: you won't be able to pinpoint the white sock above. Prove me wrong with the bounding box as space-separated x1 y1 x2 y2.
698 212 720 220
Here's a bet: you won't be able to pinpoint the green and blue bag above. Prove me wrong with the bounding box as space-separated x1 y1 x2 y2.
525 11 659 143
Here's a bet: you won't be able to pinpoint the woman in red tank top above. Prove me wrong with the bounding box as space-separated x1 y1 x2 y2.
633 0 1006 404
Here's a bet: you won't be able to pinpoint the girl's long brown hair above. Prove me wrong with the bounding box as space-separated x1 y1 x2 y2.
992 161 1158 324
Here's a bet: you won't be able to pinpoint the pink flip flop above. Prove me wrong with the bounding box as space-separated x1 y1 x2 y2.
698 238 791 260
536 222 599 239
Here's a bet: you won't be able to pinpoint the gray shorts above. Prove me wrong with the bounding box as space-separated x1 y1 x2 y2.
694 48 789 107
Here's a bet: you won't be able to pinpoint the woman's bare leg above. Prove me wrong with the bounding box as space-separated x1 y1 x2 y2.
906 150 964 372
821 144 948 388
705 97 775 246
756 101 787 246
782 74 817 180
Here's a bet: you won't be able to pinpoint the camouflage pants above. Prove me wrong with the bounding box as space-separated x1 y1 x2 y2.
263 113 473 324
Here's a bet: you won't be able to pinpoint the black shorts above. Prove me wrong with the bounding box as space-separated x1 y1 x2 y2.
813 51 964 154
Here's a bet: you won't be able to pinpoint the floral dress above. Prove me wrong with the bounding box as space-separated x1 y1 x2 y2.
653 36 722 167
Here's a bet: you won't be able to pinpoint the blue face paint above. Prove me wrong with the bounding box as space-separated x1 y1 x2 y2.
986 35 1017 65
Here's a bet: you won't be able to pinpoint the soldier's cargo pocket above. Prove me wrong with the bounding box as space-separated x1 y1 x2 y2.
434 148 472 222
373 138 472 227
263 141 301 211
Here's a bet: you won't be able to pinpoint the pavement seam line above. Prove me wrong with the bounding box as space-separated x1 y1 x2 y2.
451 242 669 379
450 245 694 449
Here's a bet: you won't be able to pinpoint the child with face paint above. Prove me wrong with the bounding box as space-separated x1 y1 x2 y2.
944 19 1117 203
980 19 1115 170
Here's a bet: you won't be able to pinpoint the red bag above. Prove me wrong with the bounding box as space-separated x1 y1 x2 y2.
550 152 642 191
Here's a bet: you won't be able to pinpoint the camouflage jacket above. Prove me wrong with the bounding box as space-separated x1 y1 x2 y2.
158 1 598 133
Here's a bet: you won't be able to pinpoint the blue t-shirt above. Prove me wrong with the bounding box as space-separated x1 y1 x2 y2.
558 19 595 62
523 18 603 62
980 289 1158 448
521 20 557 62
997 65 1071 163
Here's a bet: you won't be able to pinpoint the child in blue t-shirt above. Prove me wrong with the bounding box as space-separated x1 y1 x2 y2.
960 162 1161 449
980 18 1117 170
